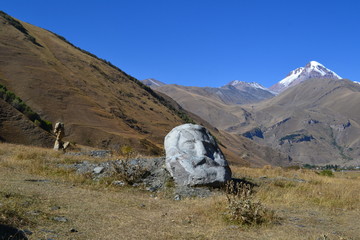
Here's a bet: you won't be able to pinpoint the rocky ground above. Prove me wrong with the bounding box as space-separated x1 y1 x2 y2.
60 151 216 200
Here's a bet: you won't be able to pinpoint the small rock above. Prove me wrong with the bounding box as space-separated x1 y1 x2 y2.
53 216 68 222
70 228 78 233
51 206 61 211
93 167 104 174
174 195 181 201
27 210 41 216
146 187 157 192
140 204 146 208
112 181 125 186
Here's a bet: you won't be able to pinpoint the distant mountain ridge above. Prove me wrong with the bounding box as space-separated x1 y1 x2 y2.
269 61 342 93
141 79 275 105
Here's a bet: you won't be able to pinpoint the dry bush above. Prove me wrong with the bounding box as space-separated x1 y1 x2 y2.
110 159 149 185
224 180 277 226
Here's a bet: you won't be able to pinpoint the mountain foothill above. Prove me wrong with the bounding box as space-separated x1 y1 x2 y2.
1 11 359 167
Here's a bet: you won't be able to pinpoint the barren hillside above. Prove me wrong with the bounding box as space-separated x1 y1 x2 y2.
237 79 360 165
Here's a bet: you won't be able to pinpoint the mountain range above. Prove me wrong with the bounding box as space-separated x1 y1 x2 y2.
0 11 292 167
1 11 359 167
142 62 360 166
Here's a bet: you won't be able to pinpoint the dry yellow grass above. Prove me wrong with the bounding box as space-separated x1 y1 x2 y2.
0 143 359 239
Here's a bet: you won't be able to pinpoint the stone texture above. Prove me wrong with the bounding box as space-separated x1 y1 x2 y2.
164 124 231 186
53 122 69 151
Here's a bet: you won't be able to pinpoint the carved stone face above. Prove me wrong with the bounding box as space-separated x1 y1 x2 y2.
164 124 231 186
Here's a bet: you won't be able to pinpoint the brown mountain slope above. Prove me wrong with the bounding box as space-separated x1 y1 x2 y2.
0 12 187 154
0 98 54 147
236 79 360 165
155 90 291 167
153 84 252 129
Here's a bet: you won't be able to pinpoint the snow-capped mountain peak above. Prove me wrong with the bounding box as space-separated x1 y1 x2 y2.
305 61 342 79
270 61 342 93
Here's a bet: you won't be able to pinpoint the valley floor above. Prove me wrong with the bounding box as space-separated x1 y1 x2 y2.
0 143 359 240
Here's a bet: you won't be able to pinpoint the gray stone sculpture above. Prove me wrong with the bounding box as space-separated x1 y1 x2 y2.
164 124 232 186
53 122 69 151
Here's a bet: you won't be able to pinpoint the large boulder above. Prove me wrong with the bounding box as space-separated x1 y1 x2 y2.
164 124 232 186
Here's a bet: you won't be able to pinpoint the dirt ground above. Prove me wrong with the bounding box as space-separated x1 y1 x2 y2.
1 165 359 240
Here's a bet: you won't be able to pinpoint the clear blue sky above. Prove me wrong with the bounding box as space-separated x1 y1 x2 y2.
2 0 360 87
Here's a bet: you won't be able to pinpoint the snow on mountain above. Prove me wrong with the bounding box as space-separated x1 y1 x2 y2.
279 67 304 87
226 80 268 91
270 61 342 93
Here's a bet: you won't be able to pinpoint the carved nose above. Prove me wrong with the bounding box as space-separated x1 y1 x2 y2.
195 141 206 155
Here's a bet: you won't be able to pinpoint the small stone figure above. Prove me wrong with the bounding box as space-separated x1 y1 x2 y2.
53 122 69 151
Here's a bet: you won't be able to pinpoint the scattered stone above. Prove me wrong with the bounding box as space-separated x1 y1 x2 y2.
58 144 226 199
146 187 157 192
93 166 104 174
164 124 232 186
139 204 146 208
51 206 61 211
89 150 111 157
27 210 41 216
53 216 68 222
112 180 125 186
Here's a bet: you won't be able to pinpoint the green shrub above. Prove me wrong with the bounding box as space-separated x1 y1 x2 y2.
318 170 334 177
0 83 52 132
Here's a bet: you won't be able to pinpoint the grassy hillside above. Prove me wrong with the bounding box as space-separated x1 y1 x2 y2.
0 98 54 147
0 11 188 155
1 143 359 239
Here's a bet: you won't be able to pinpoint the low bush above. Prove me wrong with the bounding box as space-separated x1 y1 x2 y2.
224 181 277 226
